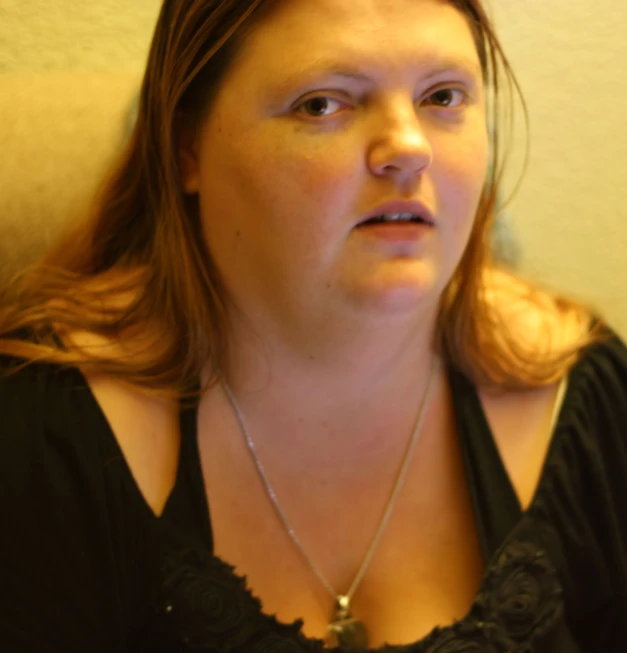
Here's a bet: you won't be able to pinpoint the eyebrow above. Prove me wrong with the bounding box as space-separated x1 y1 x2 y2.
280 55 483 89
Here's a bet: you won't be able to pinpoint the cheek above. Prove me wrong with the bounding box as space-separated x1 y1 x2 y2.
437 132 488 219
264 137 359 205
238 138 361 253
204 137 356 266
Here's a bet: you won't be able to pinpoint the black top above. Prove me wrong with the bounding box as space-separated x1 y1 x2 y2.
1 329 627 653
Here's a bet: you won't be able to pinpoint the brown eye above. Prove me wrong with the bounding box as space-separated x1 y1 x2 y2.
297 97 344 117
425 88 467 108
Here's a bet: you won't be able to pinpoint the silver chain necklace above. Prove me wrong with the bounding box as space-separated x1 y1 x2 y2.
220 356 440 649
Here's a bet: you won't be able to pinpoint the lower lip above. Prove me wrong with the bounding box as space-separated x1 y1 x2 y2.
355 221 433 242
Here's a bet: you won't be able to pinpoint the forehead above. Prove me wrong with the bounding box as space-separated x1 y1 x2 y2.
235 0 480 79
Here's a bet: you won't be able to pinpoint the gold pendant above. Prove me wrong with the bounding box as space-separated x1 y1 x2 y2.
327 595 368 649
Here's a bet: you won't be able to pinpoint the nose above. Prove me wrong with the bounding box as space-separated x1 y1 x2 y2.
367 108 433 186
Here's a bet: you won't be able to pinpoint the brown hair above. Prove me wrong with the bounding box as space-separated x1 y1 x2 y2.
0 0 612 398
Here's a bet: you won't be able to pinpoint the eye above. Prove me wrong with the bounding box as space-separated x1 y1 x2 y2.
423 87 468 109
295 96 345 118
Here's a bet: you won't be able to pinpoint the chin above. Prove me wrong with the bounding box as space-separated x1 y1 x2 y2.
351 276 440 317
336 258 445 318
367 289 437 316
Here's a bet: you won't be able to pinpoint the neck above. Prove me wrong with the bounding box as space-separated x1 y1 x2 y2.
217 302 442 452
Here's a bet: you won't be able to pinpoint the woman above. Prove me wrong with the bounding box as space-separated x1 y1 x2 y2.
1 0 625 651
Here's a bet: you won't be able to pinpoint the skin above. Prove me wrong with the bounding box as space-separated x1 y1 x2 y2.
180 0 489 420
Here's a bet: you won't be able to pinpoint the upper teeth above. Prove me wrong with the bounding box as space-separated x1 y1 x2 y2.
378 212 416 221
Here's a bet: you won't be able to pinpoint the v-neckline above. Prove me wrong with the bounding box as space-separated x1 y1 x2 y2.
157 359 582 651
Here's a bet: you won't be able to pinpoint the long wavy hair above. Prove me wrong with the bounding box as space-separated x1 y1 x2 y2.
0 0 611 398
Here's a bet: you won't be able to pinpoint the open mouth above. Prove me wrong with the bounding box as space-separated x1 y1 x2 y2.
357 215 431 227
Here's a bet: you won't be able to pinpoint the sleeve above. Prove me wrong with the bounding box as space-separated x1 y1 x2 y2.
0 358 134 652
552 329 627 649
589 333 627 585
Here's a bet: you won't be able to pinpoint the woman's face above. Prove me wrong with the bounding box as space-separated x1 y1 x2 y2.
181 0 489 326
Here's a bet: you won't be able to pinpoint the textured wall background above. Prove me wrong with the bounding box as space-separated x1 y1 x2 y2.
489 0 627 336
0 0 625 335
0 0 161 73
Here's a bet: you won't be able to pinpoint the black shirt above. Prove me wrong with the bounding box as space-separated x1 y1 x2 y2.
1 329 626 652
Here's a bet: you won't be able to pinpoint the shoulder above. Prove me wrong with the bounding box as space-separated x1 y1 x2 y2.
474 268 627 509
478 266 627 423
0 331 181 518
482 267 626 381
0 354 106 535
0 345 161 521
0 351 81 424
481 266 594 357
0 353 116 484
54 330 181 517
0 355 148 651
0 349 161 542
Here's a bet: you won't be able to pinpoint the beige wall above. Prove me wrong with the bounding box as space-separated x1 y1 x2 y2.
489 0 627 336
0 1 161 73
1 0 625 336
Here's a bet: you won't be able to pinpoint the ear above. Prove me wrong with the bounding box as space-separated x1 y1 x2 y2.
176 111 201 194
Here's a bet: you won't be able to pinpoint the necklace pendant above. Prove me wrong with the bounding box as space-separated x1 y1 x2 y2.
327 596 368 649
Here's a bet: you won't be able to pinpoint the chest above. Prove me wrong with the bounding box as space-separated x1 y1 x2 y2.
196 388 486 647
194 377 562 648
87 364 562 648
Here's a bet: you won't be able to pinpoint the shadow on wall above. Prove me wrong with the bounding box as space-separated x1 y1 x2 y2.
492 210 521 268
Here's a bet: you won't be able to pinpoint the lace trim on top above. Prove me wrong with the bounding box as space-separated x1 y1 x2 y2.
154 535 563 653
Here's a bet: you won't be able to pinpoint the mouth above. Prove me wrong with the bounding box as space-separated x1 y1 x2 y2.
353 214 433 244
356 214 432 228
